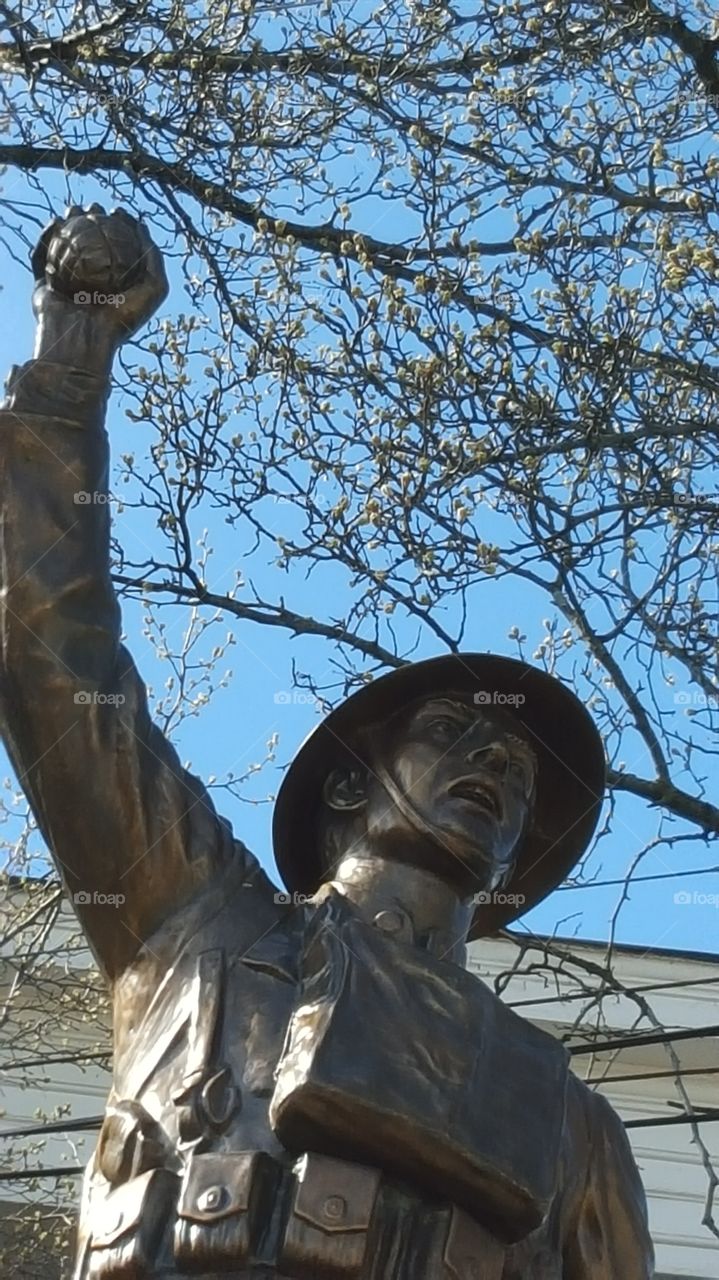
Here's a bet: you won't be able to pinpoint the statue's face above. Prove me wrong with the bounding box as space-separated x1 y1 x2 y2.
323 694 537 892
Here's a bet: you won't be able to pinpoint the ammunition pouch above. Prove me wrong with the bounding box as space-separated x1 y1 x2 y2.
173 1149 278 1272
86 1167 176 1280
97 1100 170 1186
279 1152 381 1278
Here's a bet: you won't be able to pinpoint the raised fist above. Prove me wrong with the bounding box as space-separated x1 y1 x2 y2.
31 204 168 351
47 210 146 298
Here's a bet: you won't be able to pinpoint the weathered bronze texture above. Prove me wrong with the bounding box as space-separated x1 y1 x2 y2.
0 207 655 1278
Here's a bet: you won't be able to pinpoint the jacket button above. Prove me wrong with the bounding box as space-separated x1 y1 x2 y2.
373 909 406 936
198 1185 227 1213
323 1195 346 1222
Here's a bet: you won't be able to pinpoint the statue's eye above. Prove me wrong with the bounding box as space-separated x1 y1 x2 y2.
510 757 534 795
430 717 459 736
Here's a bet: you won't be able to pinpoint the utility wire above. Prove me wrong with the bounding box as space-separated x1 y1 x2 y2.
584 1065 719 1085
558 864 719 890
624 1109 719 1130
504 972 719 1010
0 1049 110 1071
0 1116 102 1140
568 1022 719 1055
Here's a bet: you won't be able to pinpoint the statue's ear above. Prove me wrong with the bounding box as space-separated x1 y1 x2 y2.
322 767 368 812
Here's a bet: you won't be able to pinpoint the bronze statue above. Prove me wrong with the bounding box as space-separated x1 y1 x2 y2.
0 206 654 1278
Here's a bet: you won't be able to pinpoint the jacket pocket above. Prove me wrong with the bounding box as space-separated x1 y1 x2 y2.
279 1152 381 1278
86 1167 177 1279
173 1149 278 1271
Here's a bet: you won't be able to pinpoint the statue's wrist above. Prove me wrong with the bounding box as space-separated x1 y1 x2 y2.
32 313 118 378
4 356 110 425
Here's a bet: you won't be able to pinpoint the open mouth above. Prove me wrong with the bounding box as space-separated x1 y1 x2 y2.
448 777 502 820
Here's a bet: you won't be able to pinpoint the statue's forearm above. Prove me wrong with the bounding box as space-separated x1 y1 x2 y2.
0 351 117 682
32 308 117 376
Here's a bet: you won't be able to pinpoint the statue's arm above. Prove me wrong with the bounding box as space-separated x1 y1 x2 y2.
0 206 260 979
561 1083 654 1278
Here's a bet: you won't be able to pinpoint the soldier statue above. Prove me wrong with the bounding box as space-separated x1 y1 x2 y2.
0 206 654 1278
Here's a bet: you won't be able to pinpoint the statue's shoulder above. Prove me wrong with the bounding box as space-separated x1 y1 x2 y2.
565 1068 621 1127
186 842 296 952
112 846 297 1049
116 842 292 986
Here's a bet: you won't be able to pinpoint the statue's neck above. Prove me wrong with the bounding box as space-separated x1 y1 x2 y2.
323 854 473 965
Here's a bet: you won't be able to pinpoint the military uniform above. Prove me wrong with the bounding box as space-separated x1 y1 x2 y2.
0 360 654 1278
